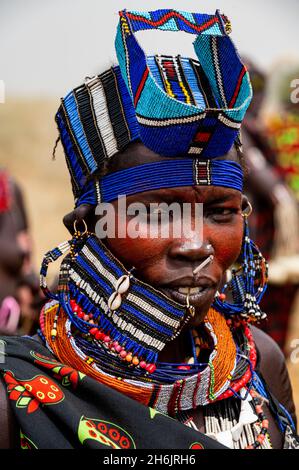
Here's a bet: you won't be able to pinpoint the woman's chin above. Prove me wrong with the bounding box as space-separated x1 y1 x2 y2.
159 286 217 327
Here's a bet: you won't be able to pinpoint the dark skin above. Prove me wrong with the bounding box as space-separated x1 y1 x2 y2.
4 141 290 450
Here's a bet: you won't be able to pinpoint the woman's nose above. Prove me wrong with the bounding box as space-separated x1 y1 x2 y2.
168 237 214 263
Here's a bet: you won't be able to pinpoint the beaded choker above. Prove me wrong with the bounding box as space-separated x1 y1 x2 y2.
40 301 256 416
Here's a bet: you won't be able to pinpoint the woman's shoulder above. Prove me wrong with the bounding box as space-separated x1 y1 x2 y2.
251 324 285 366
251 325 297 429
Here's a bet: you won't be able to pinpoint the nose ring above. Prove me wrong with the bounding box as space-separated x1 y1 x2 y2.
193 255 214 275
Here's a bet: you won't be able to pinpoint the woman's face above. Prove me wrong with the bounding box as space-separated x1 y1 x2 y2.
98 143 245 326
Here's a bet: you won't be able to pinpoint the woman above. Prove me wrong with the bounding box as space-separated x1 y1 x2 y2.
0 8 298 449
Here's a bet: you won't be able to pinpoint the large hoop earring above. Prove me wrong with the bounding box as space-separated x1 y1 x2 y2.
70 219 91 261
213 201 268 322
242 201 253 218
73 219 88 236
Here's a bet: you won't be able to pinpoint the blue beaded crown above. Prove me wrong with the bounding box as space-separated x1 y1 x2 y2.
55 9 252 207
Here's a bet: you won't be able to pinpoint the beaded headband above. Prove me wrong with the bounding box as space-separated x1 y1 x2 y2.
77 159 243 206
55 8 251 208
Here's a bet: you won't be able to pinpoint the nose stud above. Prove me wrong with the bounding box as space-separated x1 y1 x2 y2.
193 255 214 275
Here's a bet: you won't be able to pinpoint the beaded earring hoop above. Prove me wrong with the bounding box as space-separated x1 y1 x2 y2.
70 219 91 260
213 201 268 321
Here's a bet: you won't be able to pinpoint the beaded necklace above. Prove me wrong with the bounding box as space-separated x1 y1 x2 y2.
180 390 272 449
41 301 256 416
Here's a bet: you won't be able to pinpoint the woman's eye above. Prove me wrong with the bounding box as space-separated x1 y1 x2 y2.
206 207 238 221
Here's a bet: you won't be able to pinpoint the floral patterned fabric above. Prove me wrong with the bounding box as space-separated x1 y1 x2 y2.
0 335 224 449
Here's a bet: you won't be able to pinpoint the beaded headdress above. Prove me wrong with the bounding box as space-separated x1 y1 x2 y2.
55 8 252 208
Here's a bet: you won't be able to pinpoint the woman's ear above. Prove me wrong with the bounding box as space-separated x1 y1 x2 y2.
63 204 95 235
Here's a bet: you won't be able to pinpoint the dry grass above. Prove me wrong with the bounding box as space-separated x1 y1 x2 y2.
0 98 73 272
0 99 298 422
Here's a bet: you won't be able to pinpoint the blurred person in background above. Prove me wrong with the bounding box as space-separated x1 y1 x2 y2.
266 63 299 194
241 59 299 351
0 168 39 335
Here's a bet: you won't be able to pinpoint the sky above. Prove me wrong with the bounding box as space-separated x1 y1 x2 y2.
1 0 299 97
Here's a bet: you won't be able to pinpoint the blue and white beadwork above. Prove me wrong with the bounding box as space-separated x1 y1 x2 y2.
55 8 252 209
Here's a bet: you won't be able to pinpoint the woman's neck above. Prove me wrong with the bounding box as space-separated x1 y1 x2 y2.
158 329 192 363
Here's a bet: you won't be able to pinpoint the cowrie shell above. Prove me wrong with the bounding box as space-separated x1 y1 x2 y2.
231 424 243 442
108 292 122 311
115 275 130 294
214 430 234 449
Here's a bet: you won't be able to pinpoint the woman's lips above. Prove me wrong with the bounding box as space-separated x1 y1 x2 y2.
159 285 216 308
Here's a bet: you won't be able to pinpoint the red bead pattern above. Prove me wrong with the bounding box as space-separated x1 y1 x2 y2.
217 322 256 401
245 389 269 449
70 299 157 374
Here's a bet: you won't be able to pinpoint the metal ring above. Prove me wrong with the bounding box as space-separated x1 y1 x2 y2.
73 219 88 235
242 201 253 218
